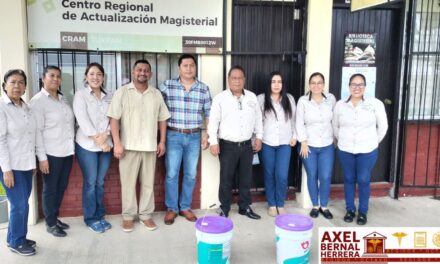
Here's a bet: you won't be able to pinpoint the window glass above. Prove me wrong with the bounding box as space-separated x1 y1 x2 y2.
31 51 190 106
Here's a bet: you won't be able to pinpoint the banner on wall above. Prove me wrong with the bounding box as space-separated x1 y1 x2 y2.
27 0 223 54
341 33 377 99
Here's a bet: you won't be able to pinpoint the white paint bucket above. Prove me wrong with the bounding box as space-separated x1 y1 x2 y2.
275 214 313 264
195 216 234 264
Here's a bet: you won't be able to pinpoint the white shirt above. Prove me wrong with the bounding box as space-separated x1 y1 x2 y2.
0 95 46 172
73 87 113 152
208 89 263 145
30 88 75 157
257 93 296 146
333 97 388 154
296 93 336 147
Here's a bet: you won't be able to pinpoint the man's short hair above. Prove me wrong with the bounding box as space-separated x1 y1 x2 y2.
228 65 246 78
178 54 196 66
133 59 151 69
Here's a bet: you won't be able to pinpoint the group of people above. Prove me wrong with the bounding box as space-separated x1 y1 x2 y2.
0 53 388 257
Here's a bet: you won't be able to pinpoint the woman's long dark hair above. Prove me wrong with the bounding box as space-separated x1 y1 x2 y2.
263 71 292 121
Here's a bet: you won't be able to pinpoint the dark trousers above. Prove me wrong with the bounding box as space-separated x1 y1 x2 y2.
42 155 73 227
218 139 253 214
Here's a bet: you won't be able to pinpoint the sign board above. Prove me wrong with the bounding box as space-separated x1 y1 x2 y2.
27 0 223 54
351 0 388 11
341 33 377 99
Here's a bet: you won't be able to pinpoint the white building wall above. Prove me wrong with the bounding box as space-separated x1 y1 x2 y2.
0 0 38 225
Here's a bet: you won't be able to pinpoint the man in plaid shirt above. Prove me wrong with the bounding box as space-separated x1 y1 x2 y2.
159 54 212 225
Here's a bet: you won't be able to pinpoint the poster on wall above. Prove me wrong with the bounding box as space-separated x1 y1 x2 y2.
26 0 223 54
341 67 376 99
341 33 377 99
344 33 376 66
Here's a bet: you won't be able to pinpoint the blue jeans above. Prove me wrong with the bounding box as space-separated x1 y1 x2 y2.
337 148 378 214
259 144 291 207
165 130 200 212
75 143 112 225
298 144 334 207
0 170 33 247
42 155 73 227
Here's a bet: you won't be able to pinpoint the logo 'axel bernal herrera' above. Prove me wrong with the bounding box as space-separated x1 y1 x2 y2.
320 230 363 258
60 32 88 50
320 228 440 263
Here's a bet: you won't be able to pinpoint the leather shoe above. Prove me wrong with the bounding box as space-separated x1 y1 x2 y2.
57 219 70 230
164 211 178 225
218 208 229 218
344 210 356 223
309 208 319 218
356 213 367 225
47 225 67 237
238 207 261 220
319 208 333 219
179 210 197 222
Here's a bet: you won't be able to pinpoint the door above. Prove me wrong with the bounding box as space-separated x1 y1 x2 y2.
230 0 307 191
329 2 405 183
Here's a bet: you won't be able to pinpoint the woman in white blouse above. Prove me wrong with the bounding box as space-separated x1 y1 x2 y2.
73 63 112 233
30 66 75 237
257 71 296 217
333 73 388 225
296 72 336 219
0 69 46 256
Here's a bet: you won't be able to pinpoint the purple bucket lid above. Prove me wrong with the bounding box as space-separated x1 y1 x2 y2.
195 216 233 234
275 214 313 231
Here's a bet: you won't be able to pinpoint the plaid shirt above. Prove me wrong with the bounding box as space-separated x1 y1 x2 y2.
159 77 211 129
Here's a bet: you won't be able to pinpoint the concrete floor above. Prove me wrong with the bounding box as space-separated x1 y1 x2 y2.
0 196 439 264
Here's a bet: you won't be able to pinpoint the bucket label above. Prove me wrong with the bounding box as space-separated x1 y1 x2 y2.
283 252 310 264
277 236 311 264
198 241 230 264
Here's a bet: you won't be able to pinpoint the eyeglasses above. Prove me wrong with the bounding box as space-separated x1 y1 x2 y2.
349 83 366 89
310 82 324 86
237 98 242 110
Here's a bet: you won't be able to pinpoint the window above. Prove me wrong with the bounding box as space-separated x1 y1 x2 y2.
407 3 440 120
30 50 184 105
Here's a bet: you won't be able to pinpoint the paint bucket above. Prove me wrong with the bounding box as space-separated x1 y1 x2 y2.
0 196 8 224
195 215 234 264
275 214 313 264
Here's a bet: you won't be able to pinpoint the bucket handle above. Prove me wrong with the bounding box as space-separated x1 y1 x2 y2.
200 204 217 230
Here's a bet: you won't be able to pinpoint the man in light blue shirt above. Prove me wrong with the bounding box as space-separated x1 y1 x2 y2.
159 54 211 225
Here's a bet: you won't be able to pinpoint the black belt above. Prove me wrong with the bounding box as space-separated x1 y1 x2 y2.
167 126 201 134
220 139 252 147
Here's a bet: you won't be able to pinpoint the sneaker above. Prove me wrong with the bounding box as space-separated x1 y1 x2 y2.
122 220 134 232
7 239 36 248
356 213 367 225
88 221 105 233
47 225 67 237
267 207 277 217
100 219 112 230
140 219 158 231
344 210 356 223
57 219 70 230
8 243 36 256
